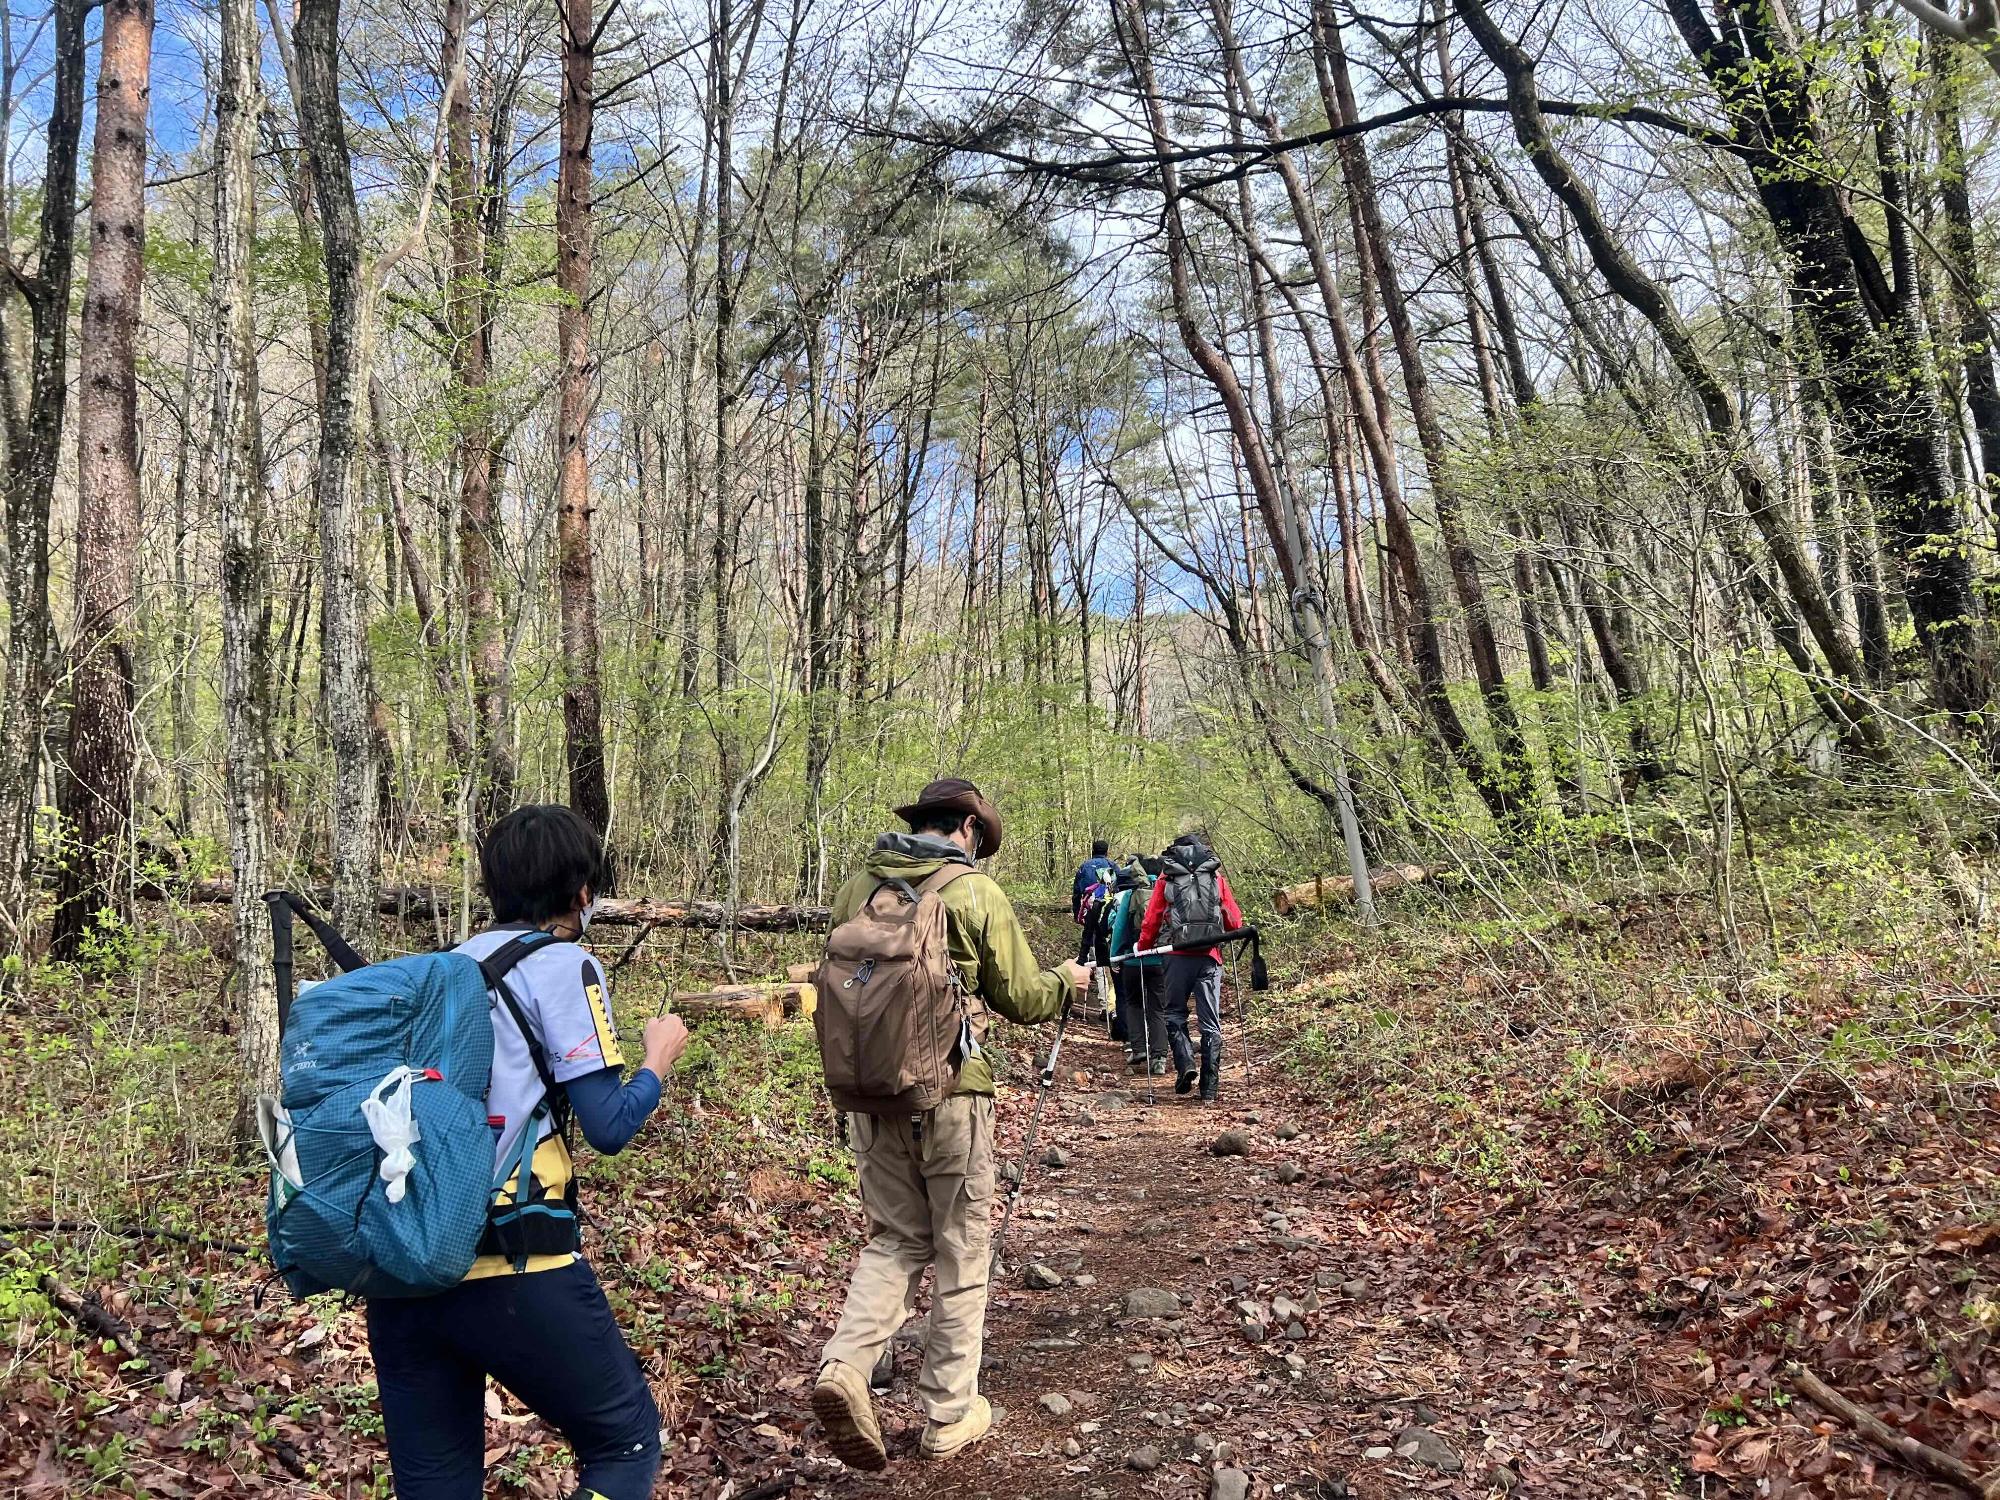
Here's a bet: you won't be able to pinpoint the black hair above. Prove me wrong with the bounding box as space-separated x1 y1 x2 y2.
480 804 607 923
1091 838 1109 857
912 807 985 851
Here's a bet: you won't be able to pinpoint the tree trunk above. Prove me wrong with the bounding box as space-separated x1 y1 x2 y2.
1315 0 1540 819
1209 14 1500 817
294 0 381 949
370 373 472 764
214 0 278 1143
710 0 740 696
1925 35 2000 531
448 0 515 826
0 0 88 957
53 0 154 957
556 0 611 843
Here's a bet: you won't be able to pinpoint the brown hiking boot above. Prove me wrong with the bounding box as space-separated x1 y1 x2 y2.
920 1394 993 1459
812 1360 888 1471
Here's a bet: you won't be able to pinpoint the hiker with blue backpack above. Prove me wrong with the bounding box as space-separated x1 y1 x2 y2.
261 805 685 1500
1071 839 1115 922
1073 847 1119 1037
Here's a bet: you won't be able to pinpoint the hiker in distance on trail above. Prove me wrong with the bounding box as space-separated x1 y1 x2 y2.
1073 844 1121 1038
1137 831 1246 1104
1108 858 1171 1077
1071 838 1115 922
811 777 1093 1470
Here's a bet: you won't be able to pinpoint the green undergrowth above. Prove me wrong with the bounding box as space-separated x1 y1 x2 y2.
1260 807 2000 1197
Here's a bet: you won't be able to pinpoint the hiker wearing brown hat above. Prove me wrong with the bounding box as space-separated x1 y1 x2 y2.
810 778 1090 1469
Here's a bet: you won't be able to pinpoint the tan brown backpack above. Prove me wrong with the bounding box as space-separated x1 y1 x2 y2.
814 866 987 1114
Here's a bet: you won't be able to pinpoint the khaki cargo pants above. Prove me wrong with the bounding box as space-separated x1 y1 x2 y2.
821 1093 995 1423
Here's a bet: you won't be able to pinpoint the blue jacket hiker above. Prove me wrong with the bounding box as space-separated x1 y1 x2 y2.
365 806 688 1500
1071 840 1115 920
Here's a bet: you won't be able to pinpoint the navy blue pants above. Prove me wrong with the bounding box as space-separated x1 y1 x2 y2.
366 1259 660 1500
1164 955 1224 1093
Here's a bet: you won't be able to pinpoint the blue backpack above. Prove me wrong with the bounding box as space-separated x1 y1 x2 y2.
257 895 569 1299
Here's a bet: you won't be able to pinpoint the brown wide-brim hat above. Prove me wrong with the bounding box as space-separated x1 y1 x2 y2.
893 777 1004 858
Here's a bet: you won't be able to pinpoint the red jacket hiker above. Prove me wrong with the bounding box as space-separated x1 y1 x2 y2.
1137 865 1244 962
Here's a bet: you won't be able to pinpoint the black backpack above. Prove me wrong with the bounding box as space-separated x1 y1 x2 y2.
1160 839 1226 948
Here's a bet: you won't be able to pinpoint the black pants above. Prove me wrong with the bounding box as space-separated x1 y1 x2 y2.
367 1258 661 1500
1164 955 1224 1094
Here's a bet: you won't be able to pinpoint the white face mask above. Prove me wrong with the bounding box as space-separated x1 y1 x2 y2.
579 898 600 933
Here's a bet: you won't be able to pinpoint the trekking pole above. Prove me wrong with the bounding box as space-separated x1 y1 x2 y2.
990 995 1075 1276
1108 925 1262 966
1237 949 1253 1088
1141 966 1157 1106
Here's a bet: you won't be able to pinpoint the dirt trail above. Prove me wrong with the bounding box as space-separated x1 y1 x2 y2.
818 1018 1489 1500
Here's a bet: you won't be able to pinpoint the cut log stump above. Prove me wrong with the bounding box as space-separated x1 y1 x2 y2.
670 981 815 1028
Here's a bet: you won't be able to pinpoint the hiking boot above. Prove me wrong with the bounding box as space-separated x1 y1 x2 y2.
1150 1059 1171 1076
920 1395 993 1460
1127 1058 1146 1075
1175 1068 1197 1095
812 1360 888 1471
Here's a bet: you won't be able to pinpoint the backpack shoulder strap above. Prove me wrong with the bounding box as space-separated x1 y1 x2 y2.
918 864 978 898
476 930 564 1102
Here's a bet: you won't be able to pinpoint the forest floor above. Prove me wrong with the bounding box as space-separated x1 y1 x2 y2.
3 822 1999 1498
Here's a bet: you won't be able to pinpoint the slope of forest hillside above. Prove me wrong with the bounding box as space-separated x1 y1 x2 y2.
3 809 1998 1498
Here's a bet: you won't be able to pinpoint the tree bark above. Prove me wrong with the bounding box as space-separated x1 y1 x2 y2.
214 0 278 1143
447 0 515 826
0 0 88 956
557 0 611 843
294 0 381 949
53 0 154 957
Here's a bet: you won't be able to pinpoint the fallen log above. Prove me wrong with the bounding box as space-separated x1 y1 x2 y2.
1787 1362 2000 1499
149 877 831 932
1273 864 1428 916
669 982 815 1029
41 1272 146 1363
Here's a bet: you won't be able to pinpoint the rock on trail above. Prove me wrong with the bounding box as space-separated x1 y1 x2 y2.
1394 1425 1464 1473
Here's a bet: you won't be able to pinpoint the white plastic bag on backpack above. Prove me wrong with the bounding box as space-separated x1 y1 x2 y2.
360 1067 424 1204
256 1094 304 1209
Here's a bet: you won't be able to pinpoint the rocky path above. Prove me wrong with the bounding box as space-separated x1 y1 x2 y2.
818 1019 1487 1500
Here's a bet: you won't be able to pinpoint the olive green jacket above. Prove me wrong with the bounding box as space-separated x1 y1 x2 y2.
828 833 1068 1096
